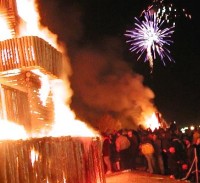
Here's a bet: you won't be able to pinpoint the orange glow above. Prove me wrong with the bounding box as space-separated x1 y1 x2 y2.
16 0 58 49
0 16 13 41
30 148 39 166
32 69 51 106
31 69 98 137
44 79 96 137
0 0 98 140
145 113 160 131
49 80 97 137
0 120 28 140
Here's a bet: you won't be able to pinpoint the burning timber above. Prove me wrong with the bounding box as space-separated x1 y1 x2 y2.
0 1 106 182
0 25 106 183
0 136 106 183
0 36 63 133
0 36 62 76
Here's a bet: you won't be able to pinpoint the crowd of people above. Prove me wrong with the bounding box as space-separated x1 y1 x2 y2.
101 123 200 182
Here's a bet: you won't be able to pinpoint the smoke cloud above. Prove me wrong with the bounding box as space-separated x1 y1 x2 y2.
37 0 157 130
70 38 156 129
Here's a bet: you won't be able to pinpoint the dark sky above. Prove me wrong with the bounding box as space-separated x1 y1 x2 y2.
37 0 200 129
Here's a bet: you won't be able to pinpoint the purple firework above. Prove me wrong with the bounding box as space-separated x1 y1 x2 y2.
125 12 175 72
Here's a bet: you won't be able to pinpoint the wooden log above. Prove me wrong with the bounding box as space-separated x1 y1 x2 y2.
0 142 7 182
22 37 29 67
16 37 25 67
4 41 11 69
30 36 36 66
9 40 14 68
12 38 20 68
0 46 3 71
26 36 33 66
1 41 7 70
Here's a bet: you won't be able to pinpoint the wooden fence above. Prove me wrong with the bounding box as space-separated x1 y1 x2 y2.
0 137 106 183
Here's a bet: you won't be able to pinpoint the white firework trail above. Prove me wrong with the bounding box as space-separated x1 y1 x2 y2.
125 12 175 72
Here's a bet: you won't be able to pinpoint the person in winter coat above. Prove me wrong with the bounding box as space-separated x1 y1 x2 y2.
102 133 112 174
168 134 187 179
127 130 139 170
152 133 165 175
115 130 130 170
140 134 156 174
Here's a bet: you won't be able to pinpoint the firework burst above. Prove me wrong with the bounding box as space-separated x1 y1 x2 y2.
125 12 175 72
141 0 192 26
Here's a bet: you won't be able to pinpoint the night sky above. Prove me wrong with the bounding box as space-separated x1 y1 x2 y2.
38 0 200 129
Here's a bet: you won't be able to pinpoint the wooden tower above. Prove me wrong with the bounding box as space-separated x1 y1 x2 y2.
0 0 63 133
0 1 106 183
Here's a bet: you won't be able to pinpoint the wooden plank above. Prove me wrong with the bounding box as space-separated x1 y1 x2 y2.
1 41 7 70
6 40 14 69
0 77 27 93
9 38 19 68
26 36 33 66
30 36 36 65
0 44 3 71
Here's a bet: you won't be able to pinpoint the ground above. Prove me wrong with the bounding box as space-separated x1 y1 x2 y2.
106 170 191 183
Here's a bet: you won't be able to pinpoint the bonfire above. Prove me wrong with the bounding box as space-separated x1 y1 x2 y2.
0 1 105 182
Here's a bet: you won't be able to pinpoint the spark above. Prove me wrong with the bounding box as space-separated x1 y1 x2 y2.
141 0 192 26
125 12 175 72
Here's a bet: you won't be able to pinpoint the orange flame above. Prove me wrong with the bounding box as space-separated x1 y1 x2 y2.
16 0 58 49
145 113 160 131
0 120 28 140
30 148 39 166
31 73 97 137
0 16 13 41
0 0 98 140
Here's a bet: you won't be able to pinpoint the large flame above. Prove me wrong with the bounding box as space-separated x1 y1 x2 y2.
0 16 13 41
31 69 97 137
49 79 96 137
0 120 28 140
145 113 160 131
0 0 98 140
16 0 58 49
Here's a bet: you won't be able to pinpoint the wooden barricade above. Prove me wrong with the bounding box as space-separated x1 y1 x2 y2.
0 136 106 183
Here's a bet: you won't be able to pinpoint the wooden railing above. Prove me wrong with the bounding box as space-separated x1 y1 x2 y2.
0 36 63 77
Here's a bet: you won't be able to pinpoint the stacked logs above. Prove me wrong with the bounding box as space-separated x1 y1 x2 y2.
0 136 106 183
0 36 62 77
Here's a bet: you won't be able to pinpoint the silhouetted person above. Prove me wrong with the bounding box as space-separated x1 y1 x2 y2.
102 133 112 174
127 129 139 170
115 130 130 170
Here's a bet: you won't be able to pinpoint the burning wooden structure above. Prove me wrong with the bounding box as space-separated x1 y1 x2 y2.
0 137 105 183
0 36 62 132
0 0 106 183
